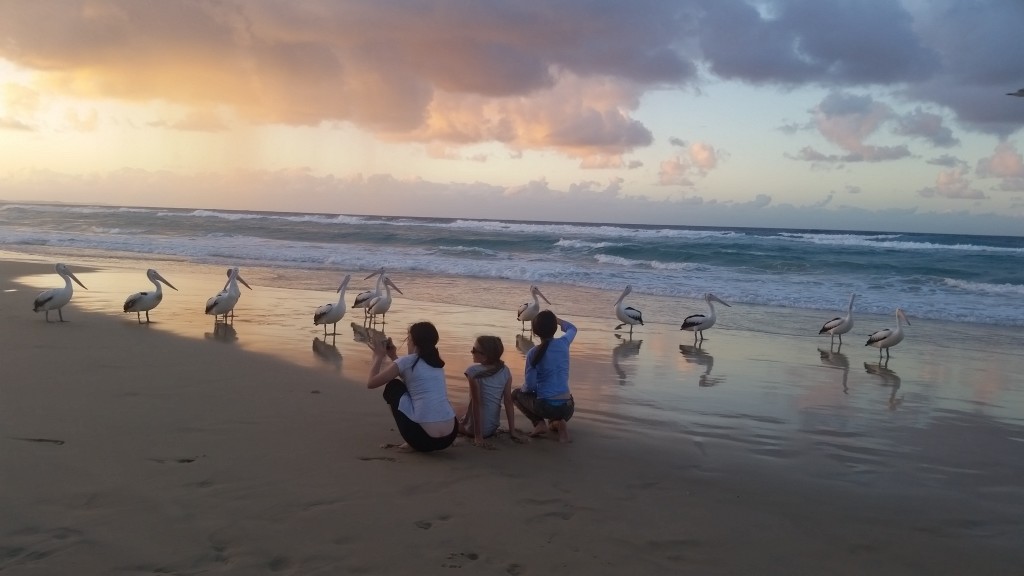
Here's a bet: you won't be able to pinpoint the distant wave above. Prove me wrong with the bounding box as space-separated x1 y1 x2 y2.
555 239 624 249
944 278 1024 296
594 254 706 271
778 232 1022 253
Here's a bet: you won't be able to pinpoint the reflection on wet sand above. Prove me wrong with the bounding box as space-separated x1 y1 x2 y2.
350 321 387 346
204 322 238 343
818 347 850 394
312 337 343 370
612 334 642 385
864 360 903 410
679 342 722 387
514 333 535 358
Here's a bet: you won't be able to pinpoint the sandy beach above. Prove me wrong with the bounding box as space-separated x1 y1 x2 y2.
3 254 1024 575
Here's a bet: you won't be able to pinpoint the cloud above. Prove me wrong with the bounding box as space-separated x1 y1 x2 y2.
927 154 966 168
892 108 959 147
658 141 720 185
794 92 912 163
918 167 987 199
976 142 1024 178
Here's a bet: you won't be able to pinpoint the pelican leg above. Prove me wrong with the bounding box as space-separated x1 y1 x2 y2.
58 308 66 322
145 310 151 323
629 324 633 336
885 348 891 360
837 334 843 344
136 311 143 324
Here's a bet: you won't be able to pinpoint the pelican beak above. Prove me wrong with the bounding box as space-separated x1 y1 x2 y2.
337 275 352 292
364 267 384 280
537 288 551 304
237 275 252 290
69 272 88 290
157 273 178 291
711 294 731 307
387 278 403 294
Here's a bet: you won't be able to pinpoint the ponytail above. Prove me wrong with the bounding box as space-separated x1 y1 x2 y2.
409 321 445 369
530 311 558 368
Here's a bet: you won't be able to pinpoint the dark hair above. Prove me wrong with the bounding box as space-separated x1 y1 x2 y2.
409 321 445 369
530 310 557 367
473 335 505 378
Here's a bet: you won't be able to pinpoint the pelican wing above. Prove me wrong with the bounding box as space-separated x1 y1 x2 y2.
517 302 529 318
33 291 55 311
681 314 706 330
819 317 842 334
124 293 143 312
205 292 226 314
624 306 644 324
352 291 374 308
314 303 334 324
865 328 893 345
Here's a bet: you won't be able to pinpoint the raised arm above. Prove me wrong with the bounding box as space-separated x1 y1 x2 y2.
367 337 399 389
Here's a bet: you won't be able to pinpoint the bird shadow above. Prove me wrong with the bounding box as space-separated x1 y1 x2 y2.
612 334 642 386
312 337 343 369
864 360 903 410
204 322 238 343
818 346 850 394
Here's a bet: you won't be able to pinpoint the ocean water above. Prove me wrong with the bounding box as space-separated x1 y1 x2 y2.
2 202 1023 327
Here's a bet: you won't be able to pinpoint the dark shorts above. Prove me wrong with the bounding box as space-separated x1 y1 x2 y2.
511 388 574 426
383 379 457 452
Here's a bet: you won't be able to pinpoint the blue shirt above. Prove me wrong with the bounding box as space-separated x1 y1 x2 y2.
523 320 577 399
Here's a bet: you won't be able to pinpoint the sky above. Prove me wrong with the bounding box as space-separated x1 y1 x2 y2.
1 0 1023 236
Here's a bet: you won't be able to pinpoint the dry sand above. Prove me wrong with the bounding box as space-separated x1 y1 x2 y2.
2 258 1022 575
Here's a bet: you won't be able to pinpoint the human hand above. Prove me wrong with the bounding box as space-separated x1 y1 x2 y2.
473 438 495 450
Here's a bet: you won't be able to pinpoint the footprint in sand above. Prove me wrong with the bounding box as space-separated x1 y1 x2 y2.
441 551 479 568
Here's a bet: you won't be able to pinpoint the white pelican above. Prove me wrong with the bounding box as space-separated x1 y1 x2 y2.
613 285 643 335
517 285 551 330
123 268 177 324
865 308 910 360
313 274 351 336
366 276 402 324
1007 88 1024 97
680 293 731 342
351 267 385 317
819 293 856 346
33 263 88 322
205 267 252 322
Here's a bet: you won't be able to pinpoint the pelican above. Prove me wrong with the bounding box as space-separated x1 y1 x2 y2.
865 308 910 360
123 268 177 324
33 263 88 322
613 285 643 336
313 274 351 336
1007 88 1024 97
819 293 856 346
205 267 252 322
680 293 731 342
366 276 402 324
517 285 551 330
352 267 385 317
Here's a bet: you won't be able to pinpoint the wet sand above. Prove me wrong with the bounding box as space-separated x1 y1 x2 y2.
3 255 1024 575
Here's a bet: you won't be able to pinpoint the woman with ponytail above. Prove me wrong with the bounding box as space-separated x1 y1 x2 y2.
367 321 457 452
512 310 577 443
459 335 518 447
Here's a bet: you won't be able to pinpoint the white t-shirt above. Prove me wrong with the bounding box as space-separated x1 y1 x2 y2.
393 354 456 424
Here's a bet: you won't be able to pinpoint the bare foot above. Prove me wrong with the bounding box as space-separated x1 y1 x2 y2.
528 423 548 438
380 442 414 452
550 420 571 443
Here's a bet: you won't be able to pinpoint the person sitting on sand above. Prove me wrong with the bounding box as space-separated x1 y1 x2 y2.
367 321 457 452
512 310 576 443
459 335 519 447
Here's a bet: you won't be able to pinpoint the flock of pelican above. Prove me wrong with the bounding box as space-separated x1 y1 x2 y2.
31 263 912 360
527 284 911 359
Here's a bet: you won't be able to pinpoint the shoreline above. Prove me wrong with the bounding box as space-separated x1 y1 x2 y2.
3 255 1024 574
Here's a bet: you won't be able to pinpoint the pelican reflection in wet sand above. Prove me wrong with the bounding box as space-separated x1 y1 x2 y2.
33 263 88 322
865 308 910 360
680 293 730 342
205 267 252 323
313 274 351 337
517 285 551 330
124 268 177 323
613 285 643 335
819 293 856 346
